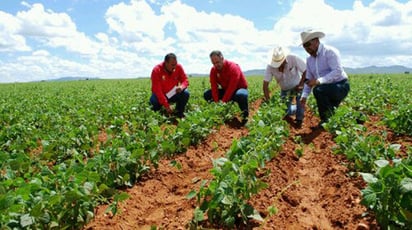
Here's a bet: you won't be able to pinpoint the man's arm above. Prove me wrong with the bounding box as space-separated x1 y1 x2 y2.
317 48 346 84
151 69 170 111
296 71 307 90
263 81 270 101
222 63 241 102
176 65 189 93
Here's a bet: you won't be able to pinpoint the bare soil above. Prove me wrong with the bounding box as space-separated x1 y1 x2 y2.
84 101 411 230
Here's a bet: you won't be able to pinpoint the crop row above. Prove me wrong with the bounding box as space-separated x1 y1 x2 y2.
191 74 412 228
189 96 288 227
324 75 412 229
0 77 261 229
1 74 410 229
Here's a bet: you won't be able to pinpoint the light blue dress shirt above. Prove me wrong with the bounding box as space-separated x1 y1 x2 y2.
302 43 348 98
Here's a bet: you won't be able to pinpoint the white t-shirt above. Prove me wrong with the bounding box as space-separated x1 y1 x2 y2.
264 54 306 91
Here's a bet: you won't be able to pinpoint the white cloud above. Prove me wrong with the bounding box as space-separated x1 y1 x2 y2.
273 0 412 67
17 3 77 37
158 1 275 71
16 3 101 56
1 0 412 83
0 11 30 52
105 0 166 42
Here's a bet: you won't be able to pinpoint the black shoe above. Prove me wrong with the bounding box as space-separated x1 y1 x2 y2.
295 119 302 128
283 115 294 123
241 118 248 126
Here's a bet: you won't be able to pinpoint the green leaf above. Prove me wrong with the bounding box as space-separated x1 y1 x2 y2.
267 205 278 216
169 160 182 170
401 178 412 192
248 209 264 222
400 192 412 211
30 203 43 218
214 157 228 167
48 194 62 206
223 216 235 227
375 159 389 168
221 195 233 205
193 207 204 222
186 190 197 200
20 214 34 227
389 144 401 151
114 192 129 202
360 173 378 183
38 212 51 224
361 187 377 207
83 182 94 195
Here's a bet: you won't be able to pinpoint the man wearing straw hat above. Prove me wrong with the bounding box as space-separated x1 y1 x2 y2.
300 29 350 129
263 46 307 128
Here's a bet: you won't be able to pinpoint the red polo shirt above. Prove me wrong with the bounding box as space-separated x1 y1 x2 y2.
209 60 248 102
151 62 189 109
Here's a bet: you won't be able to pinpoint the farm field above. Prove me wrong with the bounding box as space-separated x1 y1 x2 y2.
1 74 411 229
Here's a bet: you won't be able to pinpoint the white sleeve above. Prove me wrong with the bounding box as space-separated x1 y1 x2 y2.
264 65 273 82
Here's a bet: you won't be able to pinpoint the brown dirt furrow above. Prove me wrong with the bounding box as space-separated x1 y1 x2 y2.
84 110 251 229
85 102 386 230
251 110 378 230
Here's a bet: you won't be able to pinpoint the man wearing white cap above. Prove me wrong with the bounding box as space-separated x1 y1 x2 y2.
300 30 350 129
263 46 307 128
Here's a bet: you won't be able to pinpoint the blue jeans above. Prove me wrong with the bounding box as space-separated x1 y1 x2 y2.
280 88 304 121
313 79 350 122
203 88 249 119
150 88 190 118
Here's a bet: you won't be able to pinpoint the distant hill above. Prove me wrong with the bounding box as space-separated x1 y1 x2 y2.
45 76 100 82
243 69 265 76
343 65 412 74
241 65 412 76
42 65 412 82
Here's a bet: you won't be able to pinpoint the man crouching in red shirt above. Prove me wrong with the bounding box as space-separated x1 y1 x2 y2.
204 50 249 125
150 53 190 118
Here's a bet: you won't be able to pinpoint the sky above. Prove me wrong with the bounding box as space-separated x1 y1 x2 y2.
1 0 412 83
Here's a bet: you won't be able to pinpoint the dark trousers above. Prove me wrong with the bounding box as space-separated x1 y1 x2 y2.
203 88 249 119
313 79 350 122
150 89 190 118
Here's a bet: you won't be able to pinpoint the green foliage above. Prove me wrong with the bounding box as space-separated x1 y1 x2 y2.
326 74 412 228
383 104 412 135
323 105 367 135
0 77 254 229
361 157 412 229
191 96 288 228
0 74 411 228
333 130 399 172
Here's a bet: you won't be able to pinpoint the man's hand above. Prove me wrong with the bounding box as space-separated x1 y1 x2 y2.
295 84 304 91
176 85 183 94
165 106 173 115
300 97 307 106
307 79 320 87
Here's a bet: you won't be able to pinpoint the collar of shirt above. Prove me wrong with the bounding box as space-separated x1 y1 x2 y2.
315 43 324 57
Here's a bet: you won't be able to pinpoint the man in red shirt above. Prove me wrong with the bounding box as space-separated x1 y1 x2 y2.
204 50 249 125
150 53 190 118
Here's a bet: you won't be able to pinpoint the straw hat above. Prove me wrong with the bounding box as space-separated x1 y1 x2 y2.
269 46 288 68
300 29 325 44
